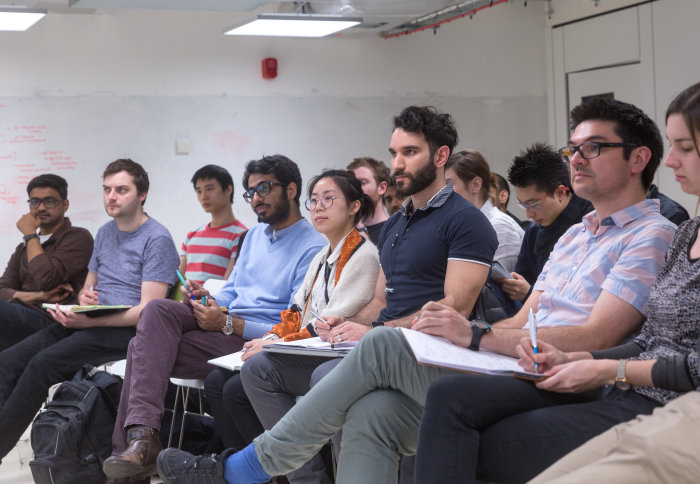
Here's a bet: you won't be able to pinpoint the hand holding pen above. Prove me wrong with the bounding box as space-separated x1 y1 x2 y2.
515 336 570 375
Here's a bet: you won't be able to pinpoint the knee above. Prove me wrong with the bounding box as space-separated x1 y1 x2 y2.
223 374 251 408
310 359 341 388
204 368 230 401
240 353 279 393
423 375 466 421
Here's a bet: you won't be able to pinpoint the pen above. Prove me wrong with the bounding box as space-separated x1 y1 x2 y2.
202 296 207 305
528 308 539 373
175 269 195 300
309 309 329 326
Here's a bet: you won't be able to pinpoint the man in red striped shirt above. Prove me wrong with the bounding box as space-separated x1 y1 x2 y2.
179 165 247 284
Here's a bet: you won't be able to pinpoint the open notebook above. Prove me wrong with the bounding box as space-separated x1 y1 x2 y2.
41 304 132 317
399 327 545 381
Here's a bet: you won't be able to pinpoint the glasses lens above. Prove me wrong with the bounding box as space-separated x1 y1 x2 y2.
243 189 254 202
559 147 573 162
304 199 315 211
580 142 599 160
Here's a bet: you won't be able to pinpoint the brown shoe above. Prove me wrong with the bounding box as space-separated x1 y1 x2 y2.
103 425 162 479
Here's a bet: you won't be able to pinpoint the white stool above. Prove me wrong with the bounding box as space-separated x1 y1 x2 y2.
168 377 209 449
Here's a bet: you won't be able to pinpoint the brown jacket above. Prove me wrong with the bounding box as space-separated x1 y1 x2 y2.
0 218 94 305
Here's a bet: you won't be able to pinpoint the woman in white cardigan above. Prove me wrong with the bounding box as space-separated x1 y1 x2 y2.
203 170 380 484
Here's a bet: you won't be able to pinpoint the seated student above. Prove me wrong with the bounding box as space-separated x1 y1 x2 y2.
0 174 93 350
526 81 700 484
490 172 530 229
383 175 406 215
445 149 524 272
103 155 325 482
238 106 496 484
155 98 676 484
346 157 390 244
0 158 179 463
203 169 379 470
180 165 247 284
499 143 593 302
412 89 700 484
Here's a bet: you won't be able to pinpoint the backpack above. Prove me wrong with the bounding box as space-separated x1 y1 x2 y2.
29 364 123 484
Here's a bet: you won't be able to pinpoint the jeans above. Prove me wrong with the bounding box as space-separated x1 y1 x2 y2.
0 323 135 459
414 374 660 484
0 299 54 351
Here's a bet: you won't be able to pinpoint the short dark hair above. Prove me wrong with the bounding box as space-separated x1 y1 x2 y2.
666 82 700 159
242 154 302 207
490 173 510 203
191 165 234 203
445 150 491 203
103 158 150 206
27 174 68 200
393 106 459 157
508 142 571 193
346 157 391 185
569 98 663 190
307 169 373 225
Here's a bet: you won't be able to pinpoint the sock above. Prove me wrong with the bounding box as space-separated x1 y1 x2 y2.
224 443 271 484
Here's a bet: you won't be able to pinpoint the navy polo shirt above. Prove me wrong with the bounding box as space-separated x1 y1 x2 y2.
376 185 497 321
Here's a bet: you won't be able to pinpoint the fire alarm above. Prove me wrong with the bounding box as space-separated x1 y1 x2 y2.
262 57 277 79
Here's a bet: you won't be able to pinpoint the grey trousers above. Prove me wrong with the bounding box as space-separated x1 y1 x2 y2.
253 327 455 484
241 352 339 484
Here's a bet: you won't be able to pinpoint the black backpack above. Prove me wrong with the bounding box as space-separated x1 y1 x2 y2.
29 364 123 484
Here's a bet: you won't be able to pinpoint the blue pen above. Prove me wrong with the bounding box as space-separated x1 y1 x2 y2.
175 269 195 300
528 308 539 373
202 296 207 306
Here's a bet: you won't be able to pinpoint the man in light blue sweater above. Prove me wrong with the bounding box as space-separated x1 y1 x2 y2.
104 155 325 482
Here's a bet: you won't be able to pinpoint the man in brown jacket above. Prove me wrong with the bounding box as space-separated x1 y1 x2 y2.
0 174 93 350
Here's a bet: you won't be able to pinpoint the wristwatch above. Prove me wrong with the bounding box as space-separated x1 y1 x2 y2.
371 321 385 329
221 314 234 336
23 233 39 244
615 359 631 391
468 319 492 351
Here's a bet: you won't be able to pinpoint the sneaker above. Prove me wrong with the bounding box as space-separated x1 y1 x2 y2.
157 447 235 484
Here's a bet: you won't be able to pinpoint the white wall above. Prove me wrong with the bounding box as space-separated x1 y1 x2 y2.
0 2 548 268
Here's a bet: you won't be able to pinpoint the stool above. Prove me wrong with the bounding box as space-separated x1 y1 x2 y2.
168 377 210 449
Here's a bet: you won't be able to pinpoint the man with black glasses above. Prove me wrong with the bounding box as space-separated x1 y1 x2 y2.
0 174 93 350
104 155 325 482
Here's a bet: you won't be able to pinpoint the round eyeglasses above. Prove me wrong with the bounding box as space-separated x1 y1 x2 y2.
304 196 345 211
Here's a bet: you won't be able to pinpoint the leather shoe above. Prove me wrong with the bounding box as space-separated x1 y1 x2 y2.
103 425 162 479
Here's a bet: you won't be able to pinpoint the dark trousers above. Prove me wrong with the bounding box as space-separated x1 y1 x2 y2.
111 299 244 455
204 368 263 450
414 374 660 484
0 323 135 459
0 300 54 351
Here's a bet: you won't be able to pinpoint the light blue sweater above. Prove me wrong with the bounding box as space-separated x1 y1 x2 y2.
214 218 325 340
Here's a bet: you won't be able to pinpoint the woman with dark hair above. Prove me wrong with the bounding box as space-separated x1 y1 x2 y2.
446 150 524 272
203 169 379 483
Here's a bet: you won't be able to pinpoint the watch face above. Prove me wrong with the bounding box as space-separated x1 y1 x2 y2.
615 380 631 391
472 320 491 331
222 324 233 335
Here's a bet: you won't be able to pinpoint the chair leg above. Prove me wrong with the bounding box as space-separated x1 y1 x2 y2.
177 386 192 450
168 385 182 448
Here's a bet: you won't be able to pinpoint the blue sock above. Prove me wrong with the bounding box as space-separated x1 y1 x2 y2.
224 443 271 484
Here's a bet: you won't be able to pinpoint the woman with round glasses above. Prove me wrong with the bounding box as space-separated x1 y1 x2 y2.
204 170 379 479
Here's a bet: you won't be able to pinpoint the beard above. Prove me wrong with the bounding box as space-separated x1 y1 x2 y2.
394 161 437 197
257 194 291 225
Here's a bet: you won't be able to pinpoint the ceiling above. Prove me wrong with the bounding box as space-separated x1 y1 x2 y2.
8 0 542 38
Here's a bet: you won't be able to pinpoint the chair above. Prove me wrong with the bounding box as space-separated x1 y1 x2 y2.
167 376 209 449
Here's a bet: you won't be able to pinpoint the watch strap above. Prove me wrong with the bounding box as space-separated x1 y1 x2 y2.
23 233 39 243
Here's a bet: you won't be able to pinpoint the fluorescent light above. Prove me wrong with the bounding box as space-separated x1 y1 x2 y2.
225 14 362 38
0 8 46 31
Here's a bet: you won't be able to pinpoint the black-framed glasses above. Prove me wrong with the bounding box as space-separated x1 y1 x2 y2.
243 181 286 203
304 196 345 211
27 197 63 208
559 142 638 163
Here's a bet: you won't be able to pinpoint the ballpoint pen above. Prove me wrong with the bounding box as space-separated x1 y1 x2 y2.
175 269 195 300
528 308 539 373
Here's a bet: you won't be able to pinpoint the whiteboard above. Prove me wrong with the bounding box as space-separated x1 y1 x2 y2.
0 95 546 271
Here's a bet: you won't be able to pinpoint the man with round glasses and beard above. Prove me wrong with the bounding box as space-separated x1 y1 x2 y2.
0 174 93 350
104 155 325 483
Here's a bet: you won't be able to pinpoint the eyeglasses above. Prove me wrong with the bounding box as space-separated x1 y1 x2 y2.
558 142 637 163
27 197 63 208
304 196 345 211
515 185 568 210
243 181 286 203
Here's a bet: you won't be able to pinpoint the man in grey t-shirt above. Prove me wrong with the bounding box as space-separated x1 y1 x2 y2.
0 158 179 462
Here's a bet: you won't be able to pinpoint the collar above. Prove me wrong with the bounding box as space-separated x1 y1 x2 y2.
264 218 304 243
401 184 453 216
41 218 72 241
480 199 496 217
325 229 354 266
582 199 661 234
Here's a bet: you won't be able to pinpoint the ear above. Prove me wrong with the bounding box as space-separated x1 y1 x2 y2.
471 177 483 195
286 182 298 201
224 184 233 198
433 146 450 168
377 180 388 197
498 189 509 205
62 199 70 211
349 199 361 217
629 146 652 176
139 191 148 204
